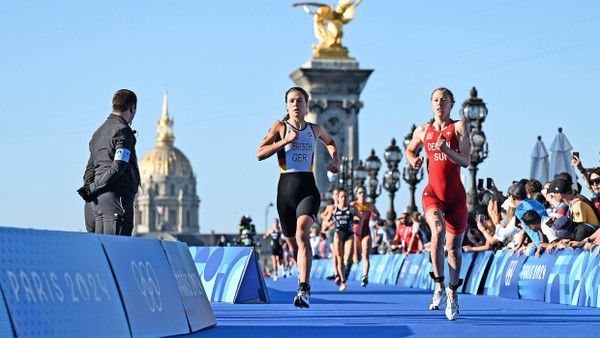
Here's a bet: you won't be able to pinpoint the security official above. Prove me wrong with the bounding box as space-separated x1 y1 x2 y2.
77 89 140 236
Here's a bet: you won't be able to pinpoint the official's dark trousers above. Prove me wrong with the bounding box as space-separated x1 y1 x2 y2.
92 191 135 236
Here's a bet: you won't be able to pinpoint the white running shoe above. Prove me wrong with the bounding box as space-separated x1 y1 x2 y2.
429 288 447 310
293 282 311 308
445 288 459 320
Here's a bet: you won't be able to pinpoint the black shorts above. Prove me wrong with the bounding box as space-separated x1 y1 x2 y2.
277 172 320 238
271 246 283 258
336 228 354 242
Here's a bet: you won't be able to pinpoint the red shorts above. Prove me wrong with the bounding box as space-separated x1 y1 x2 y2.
353 222 371 242
422 184 467 235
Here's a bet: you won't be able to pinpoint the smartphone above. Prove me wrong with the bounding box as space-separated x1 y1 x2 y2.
573 152 579 159
475 214 484 223
477 178 484 190
486 177 493 189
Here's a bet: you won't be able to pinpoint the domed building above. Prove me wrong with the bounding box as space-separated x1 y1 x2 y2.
134 91 200 237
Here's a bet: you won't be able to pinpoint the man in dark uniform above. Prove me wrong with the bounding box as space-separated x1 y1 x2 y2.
77 89 140 236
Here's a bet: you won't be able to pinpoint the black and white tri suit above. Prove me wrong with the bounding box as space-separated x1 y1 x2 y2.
276 121 320 238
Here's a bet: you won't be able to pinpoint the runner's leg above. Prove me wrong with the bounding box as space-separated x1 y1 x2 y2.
425 207 446 290
445 231 464 295
362 234 371 278
334 233 344 282
296 215 314 284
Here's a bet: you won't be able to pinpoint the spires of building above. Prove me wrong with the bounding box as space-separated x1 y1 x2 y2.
134 91 200 237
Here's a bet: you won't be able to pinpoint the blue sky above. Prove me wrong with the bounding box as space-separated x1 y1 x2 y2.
1 1 598 234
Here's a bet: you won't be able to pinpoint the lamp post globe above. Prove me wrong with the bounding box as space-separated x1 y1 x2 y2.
383 138 402 225
402 124 424 215
353 159 367 191
365 149 382 203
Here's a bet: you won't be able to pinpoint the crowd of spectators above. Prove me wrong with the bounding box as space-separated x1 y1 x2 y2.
309 153 600 260
463 154 600 258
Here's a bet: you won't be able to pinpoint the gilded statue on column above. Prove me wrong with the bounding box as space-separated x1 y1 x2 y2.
293 0 362 58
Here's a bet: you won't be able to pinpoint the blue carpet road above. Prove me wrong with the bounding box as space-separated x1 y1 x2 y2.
183 277 600 338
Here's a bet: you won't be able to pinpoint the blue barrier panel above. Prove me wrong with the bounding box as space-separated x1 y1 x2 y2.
316 259 328 279
161 240 216 332
350 260 364 281
310 259 321 279
498 252 528 299
384 254 406 285
413 256 434 290
100 235 189 337
442 252 475 293
235 248 269 303
567 250 591 306
369 255 383 283
546 248 587 305
0 275 15 337
291 263 299 278
396 254 416 286
574 247 600 307
372 255 391 284
397 254 424 287
517 251 559 301
0 228 129 337
464 251 493 295
325 258 335 279
483 250 512 296
190 247 269 303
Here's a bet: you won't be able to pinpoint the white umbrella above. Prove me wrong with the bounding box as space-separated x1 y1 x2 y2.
530 135 550 184
548 127 578 188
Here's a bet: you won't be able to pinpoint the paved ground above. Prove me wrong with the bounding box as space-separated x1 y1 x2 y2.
184 277 600 338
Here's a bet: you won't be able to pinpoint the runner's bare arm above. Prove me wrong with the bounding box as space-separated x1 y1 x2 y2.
314 124 340 173
370 203 380 219
405 124 428 170
263 229 272 239
257 121 295 161
350 203 363 224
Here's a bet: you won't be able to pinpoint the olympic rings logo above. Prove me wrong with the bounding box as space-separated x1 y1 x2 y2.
131 260 162 312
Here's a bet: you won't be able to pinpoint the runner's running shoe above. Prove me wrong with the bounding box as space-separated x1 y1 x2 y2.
273 275 279 281
445 288 459 320
339 282 347 291
293 282 311 308
429 288 447 310
334 275 341 286
361 275 368 287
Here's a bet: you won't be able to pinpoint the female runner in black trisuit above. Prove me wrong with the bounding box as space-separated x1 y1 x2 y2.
257 87 340 308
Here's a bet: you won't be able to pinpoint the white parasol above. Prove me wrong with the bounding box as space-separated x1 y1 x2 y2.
530 135 550 184
548 127 578 188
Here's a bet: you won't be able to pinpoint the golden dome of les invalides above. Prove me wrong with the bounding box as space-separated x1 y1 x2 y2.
134 91 200 237
139 92 193 179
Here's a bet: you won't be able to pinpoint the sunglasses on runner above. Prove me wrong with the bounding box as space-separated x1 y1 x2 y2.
356 190 366 194
590 178 600 186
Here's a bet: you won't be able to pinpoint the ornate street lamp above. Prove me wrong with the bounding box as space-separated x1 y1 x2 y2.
338 156 354 198
383 139 402 224
353 160 367 192
264 202 274 234
459 87 489 212
364 149 382 204
402 124 424 214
